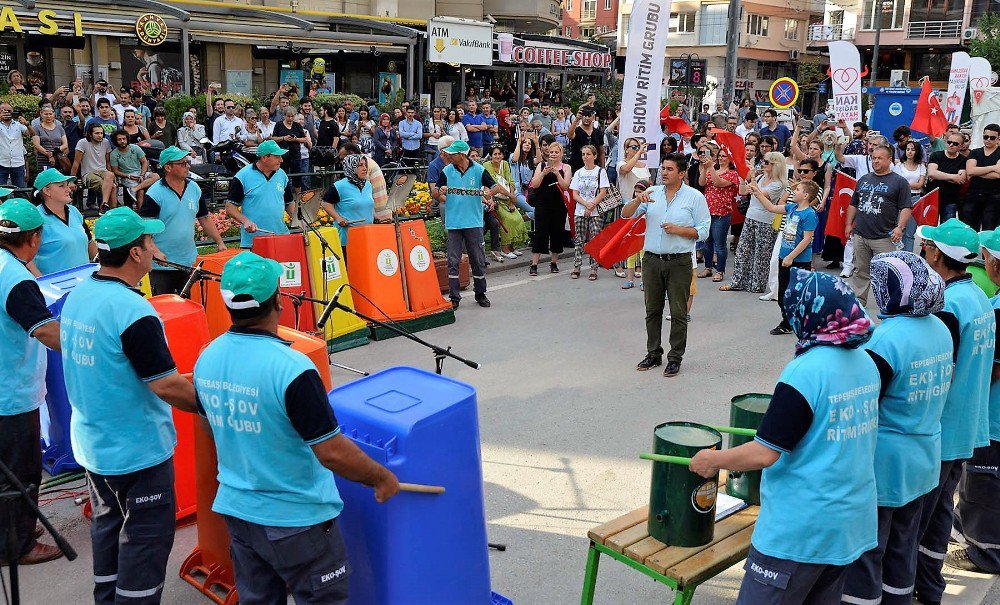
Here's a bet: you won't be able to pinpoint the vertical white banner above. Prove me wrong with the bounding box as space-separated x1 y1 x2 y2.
619 0 672 168
944 51 970 125
828 41 863 125
969 56 993 108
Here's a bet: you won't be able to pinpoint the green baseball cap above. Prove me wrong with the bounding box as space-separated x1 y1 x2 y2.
255 140 288 157
93 207 164 251
981 230 1000 261
916 218 980 262
0 198 43 232
33 168 74 196
220 251 283 309
443 140 470 155
158 145 189 165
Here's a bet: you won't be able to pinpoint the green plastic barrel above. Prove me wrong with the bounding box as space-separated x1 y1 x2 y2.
969 261 999 297
647 422 723 547
726 394 771 505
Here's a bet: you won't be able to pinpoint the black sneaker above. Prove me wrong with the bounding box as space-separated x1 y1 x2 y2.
98 202 110 215
451 299 460 310
663 361 681 377
475 295 491 308
636 354 662 371
913 591 942 605
769 325 792 335
529 265 538 276
550 262 560 273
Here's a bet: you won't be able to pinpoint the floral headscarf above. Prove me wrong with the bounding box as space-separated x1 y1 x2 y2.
870 251 945 319
783 268 873 355
341 154 366 189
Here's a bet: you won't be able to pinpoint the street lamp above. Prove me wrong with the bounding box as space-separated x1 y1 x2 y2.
868 0 894 92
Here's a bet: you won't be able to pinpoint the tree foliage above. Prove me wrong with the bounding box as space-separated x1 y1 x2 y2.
969 14 1000 70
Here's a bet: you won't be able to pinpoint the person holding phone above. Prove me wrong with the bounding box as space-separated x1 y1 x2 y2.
271 107 307 196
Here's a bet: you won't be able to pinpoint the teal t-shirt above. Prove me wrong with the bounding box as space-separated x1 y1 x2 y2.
35 203 91 276
753 345 880 565
229 164 291 248
0 248 52 416
440 162 490 230
940 278 995 459
194 328 344 527
778 203 818 264
989 294 1000 441
109 143 145 174
141 179 206 269
61 275 178 475
325 178 374 246
865 315 954 507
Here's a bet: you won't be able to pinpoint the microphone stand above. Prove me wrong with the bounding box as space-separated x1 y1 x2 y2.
1 458 77 605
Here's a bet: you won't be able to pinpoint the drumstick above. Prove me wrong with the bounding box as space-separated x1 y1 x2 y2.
707 425 758 437
399 482 446 494
640 453 692 466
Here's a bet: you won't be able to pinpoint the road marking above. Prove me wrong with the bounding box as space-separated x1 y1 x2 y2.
489 271 562 292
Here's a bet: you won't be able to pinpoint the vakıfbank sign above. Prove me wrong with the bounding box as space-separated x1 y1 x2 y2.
427 17 493 67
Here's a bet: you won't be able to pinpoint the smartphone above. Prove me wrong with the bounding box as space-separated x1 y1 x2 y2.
838 135 849 145
72 94 79 105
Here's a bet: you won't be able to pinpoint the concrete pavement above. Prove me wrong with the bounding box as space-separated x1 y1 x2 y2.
16 260 999 604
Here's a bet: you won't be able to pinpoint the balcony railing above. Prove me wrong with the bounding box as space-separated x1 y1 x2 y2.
807 23 854 41
906 20 962 38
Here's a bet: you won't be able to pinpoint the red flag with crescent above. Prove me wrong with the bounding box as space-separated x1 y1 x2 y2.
912 189 940 227
584 216 647 269
712 131 750 181
910 79 949 138
825 171 857 242
660 106 695 137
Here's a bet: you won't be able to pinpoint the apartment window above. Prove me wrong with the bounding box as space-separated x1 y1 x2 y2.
566 0 572 10
582 0 597 19
565 26 572 36
784 19 799 39
755 61 780 80
861 0 905 30
604 0 612 9
580 26 595 37
699 4 728 44
747 14 769 36
912 0 963 21
669 12 697 33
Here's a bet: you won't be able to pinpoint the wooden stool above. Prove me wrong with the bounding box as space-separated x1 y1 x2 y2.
581 505 759 605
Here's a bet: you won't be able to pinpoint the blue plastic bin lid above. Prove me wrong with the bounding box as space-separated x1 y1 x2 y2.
36 263 97 307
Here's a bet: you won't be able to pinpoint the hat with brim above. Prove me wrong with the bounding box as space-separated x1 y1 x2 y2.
916 218 980 262
256 140 288 157
220 252 283 309
33 168 74 197
443 140 470 155
158 146 189 165
94 207 164 251
0 198 43 232
981 230 1000 261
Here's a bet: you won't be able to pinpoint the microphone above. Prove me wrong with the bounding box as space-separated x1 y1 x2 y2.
179 262 204 299
317 284 347 330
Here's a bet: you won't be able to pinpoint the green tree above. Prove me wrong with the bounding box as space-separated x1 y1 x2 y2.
969 13 1000 69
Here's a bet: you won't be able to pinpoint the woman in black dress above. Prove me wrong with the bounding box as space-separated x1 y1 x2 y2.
527 141 573 276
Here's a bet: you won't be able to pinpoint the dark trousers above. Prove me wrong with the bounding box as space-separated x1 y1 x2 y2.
736 545 847 605
0 409 41 559
955 441 1000 573
88 458 175 605
401 148 422 167
483 210 501 252
531 203 566 255
960 191 1000 232
447 228 487 302
148 270 188 296
915 458 966 603
223 516 350 605
0 165 26 190
777 258 812 329
842 497 924 605
642 252 692 363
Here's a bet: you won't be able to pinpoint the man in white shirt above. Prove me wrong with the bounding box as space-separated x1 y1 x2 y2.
0 102 29 191
735 113 757 140
92 79 117 106
212 99 246 145
112 90 139 124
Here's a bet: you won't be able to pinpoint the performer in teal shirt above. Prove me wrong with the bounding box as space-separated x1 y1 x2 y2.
913 219 995 605
225 139 294 248
320 153 375 246
691 269 879 605
32 168 96 275
0 197 64 565
194 251 398 603
842 251 955 605
60 207 197 605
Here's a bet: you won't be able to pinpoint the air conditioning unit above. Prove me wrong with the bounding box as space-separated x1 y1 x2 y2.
963 27 980 40
890 69 909 87
789 49 800 61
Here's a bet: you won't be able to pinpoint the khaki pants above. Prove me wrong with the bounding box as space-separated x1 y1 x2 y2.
849 234 896 306
643 252 693 363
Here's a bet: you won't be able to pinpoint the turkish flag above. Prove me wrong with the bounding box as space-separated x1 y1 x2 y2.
825 171 857 242
584 216 647 269
910 79 949 138
712 131 750 181
912 189 940 226
660 107 694 137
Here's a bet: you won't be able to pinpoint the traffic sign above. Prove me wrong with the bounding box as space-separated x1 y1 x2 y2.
769 77 800 109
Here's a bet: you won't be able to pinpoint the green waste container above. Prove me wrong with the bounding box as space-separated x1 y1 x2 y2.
647 422 723 547
725 394 771 505
969 261 999 297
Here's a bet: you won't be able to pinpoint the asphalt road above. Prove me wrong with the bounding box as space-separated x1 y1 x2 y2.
17 259 999 604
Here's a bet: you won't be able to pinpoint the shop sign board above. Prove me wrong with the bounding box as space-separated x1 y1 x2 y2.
0 6 83 36
226 70 252 96
427 17 493 66
135 14 168 46
506 45 612 69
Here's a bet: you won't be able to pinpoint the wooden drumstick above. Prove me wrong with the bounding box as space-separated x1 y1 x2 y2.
399 482 446 494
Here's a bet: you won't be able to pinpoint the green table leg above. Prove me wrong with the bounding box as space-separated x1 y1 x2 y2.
580 543 601 605
673 586 695 605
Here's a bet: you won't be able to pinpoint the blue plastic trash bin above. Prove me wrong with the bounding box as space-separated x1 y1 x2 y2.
328 366 493 605
36 263 97 475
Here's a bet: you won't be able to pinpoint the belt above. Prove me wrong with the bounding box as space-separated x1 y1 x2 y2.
644 251 690 260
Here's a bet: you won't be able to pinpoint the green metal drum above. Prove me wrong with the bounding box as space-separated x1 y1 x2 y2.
726 393 771 505
647 422 723 547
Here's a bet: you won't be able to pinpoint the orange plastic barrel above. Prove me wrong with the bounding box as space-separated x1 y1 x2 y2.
149 295 211 522
251 234 317 332
398 220 452 317
189 248 242 339
181 326 333 604
345 224 413 322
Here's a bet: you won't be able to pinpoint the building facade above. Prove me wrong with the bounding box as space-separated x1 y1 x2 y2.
562 0 620 40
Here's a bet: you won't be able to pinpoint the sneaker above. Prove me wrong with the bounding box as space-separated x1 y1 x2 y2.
759 293 777 301
550 263 560 274
663 361 681 377
98 202 110 215
529 265 538 276
945 548 988 573
504 251 517 259
636 354 662 371
769 325 792 335
451 299 460 310
475 295 491 308
513 249 523 256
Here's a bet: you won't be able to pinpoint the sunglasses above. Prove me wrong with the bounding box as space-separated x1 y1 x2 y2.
920 240 937 249
797 168 815 173
169 160 192 167
225 105 236 110
626 145 641 150
985 135 999 141
947 140 962 146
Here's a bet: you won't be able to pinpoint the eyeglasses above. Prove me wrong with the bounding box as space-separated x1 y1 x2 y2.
920 240 937 249
947 140 962 146
985 135 999 141
225 105 236 110
626 145 641 150
797 168 815 173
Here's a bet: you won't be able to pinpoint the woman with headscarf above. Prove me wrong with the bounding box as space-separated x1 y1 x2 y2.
691 269 880 605
320 154 374 249
840 251 955 605
176 111 206 161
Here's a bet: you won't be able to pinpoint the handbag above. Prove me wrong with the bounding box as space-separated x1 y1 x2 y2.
737 194 751 215
596 184 623 214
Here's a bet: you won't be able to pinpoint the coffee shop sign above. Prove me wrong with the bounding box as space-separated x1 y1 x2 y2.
506 45 613 69
0 6 83 36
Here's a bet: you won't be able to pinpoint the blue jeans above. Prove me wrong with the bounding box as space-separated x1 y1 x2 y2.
515 193 535 220
703 214 732 273
940 202 958 222
0 165 26 192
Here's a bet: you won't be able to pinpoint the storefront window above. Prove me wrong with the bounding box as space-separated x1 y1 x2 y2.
120 42 185 96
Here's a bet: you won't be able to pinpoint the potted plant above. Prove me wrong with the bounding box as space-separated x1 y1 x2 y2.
426 218 469 293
